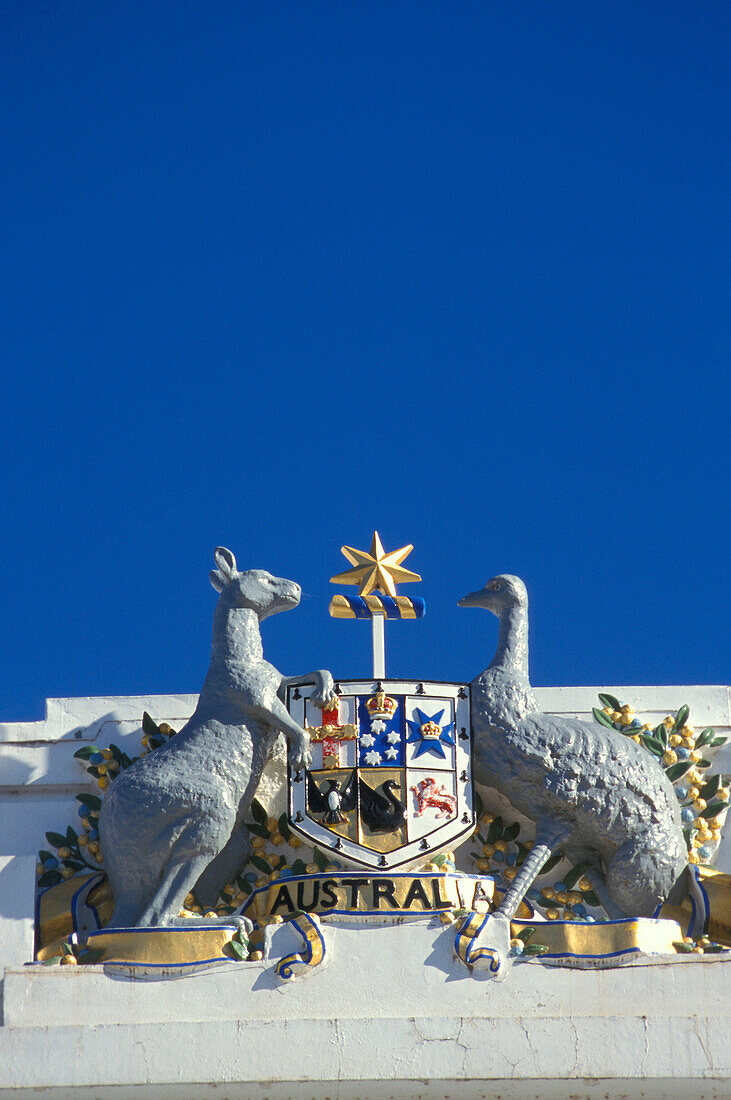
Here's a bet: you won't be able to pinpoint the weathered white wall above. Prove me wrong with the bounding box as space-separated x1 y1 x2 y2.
1 921 729 1099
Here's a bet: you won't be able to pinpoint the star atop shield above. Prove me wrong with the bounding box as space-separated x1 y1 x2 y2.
330 532 422 597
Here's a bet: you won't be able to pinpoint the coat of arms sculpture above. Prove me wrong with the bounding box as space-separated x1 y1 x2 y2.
32 534 730 983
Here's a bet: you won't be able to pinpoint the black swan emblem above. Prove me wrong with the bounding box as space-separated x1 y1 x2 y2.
359 778 407 833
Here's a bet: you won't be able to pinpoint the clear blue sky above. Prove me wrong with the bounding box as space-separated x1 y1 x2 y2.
1 2 729 719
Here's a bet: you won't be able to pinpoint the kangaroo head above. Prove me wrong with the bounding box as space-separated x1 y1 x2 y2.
209 546 301 620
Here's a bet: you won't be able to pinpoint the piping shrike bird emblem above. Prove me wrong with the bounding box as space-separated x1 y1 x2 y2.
307 771 357 824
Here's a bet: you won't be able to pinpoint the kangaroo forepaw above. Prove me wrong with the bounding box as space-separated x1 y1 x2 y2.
309 671 336 710
289 737 312 769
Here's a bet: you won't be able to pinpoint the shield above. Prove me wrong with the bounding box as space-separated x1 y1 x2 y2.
287 680 474 870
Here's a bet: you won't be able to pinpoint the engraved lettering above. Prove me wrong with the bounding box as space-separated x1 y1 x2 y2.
402 878 432 910
320 878 339 909
270 884 296 915
430 876 451 910
347 877 371 907
372 879 398 909
295 878 321 912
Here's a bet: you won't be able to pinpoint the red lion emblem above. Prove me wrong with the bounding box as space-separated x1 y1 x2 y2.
410 777 457 818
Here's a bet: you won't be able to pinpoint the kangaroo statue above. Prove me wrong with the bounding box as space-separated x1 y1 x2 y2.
99 547 335 928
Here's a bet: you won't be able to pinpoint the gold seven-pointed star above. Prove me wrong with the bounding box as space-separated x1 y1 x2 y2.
330 532 422 597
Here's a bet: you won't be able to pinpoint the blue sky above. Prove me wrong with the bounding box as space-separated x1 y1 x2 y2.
1 2 729 719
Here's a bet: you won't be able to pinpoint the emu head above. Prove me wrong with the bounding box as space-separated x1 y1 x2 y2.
209 546 301 620
458 574 527 618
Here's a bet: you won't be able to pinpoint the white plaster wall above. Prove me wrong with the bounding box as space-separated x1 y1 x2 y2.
0 922 729 1099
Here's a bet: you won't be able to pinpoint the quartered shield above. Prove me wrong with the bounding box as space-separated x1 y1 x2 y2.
287 680 475 870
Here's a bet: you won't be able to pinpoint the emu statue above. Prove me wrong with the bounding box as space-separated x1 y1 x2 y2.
458 574 704 976
99 547 335 928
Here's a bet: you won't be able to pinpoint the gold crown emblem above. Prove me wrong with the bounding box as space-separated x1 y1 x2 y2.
366 692 398 720
420 720 442 739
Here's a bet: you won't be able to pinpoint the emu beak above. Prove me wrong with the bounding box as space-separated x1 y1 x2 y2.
458 589 484 608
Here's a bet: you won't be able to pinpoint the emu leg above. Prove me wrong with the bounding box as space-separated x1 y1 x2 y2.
585 866 627 920
495 843 554 919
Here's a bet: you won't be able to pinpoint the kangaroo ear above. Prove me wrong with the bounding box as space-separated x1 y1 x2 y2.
209 569 226 592
214 546 237 578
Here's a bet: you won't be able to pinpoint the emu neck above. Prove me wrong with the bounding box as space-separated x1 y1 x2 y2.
491 606 530 681
212 603 263 663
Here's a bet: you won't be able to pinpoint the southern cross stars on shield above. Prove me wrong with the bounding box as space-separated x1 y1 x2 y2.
358 695 404 767
406 708 455 759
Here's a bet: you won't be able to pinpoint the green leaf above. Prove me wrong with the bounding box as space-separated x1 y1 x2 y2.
696 728 716 748
142 712 160 738
45 832 67 849
700 801 728 820
515 842 530 867
523 943 549 956
673 705 690 733
247 822 270 840
120 752 133 768
564 861 590 891
582 889 601 908
474 791 484 819
682 826 694 847
250 799 268 826
697 759 712 769
665 761 694 782
673 941 694 953
76 793 102 810
66 826 78 844
654 724 668 748
313 848 328 872
700 774 721 800
60 942 74 955
537 851 563 877
502 822 521 842
290 859 308 875
73 746 95 759
711 737 727 747
487 816 503 843
224 938 247 961
38 849 53 862
641 735 664 756
278 813 292 842
597 693 622 712
592 708 615 730
702 944 727 954
516 926 535 943
475 832 487 846
66 860 85 871
250 855 272 875
38 870 62 888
